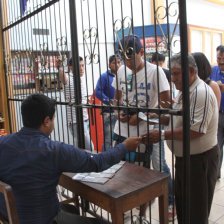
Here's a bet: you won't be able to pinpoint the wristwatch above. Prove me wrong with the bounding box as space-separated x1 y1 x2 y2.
161 130 165 141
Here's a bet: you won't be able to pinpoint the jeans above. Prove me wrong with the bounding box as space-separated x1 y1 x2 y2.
53 203 99 224
152 140 174 206
217 112 224 178
69 121 94 151
102 114 116 151
152 124 174 206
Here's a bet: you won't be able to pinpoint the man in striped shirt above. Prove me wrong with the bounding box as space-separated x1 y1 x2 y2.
57 57 93 151
142 54 219 224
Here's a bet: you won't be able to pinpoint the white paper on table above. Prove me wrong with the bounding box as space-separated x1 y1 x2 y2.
72 161 126 184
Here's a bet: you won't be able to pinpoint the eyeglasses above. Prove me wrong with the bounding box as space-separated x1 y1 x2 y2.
119 47 136 60
217 57 224 62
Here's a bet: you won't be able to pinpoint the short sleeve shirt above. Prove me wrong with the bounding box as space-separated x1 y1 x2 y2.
112 62 170 137
166 77 218 157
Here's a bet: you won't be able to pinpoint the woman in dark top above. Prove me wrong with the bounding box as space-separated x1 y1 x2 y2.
192 52 221 109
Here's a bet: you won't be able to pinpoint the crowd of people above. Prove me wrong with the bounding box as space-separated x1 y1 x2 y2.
0 34 223 224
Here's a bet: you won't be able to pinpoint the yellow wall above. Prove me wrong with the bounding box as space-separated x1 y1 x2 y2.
151 0 165 24
0 15 10 134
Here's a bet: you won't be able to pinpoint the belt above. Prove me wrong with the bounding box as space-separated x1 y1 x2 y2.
219 110 224 114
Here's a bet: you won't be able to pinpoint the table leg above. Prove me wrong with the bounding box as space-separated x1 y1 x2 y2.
158 184 168 224
111 212 123 224
111 205 123 224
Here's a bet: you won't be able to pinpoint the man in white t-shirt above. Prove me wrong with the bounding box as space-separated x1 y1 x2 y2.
57 57 93 151
142 54 219 224
112 35 170 162
112 35 170 221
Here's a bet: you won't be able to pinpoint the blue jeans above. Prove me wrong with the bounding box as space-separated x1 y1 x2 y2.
69 121 94 151
102 114 116 151
152 125 174 206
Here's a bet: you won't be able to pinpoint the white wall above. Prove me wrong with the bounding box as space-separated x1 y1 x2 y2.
166 0 224 30
186 0 224 30
185 0 224 63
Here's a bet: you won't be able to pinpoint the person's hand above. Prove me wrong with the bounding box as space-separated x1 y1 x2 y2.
122 137 141 151
55 57 63 69
217 80 224 92
139 133 149 144
140 130 161 144
145 112 158 119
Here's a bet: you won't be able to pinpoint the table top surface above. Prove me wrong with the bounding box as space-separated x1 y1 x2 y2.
61 162 169 199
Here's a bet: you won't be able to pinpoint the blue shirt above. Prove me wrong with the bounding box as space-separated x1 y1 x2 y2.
95 71 115 109
0 127 127 224
210 66 224 110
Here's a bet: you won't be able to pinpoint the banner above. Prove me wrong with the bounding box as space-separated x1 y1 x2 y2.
140 37 167 61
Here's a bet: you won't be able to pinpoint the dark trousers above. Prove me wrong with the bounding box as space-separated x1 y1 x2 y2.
53 203 99 224
175 145 219 224
218 111 224 178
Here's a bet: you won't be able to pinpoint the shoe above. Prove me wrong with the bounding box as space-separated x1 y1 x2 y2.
168 205 177 222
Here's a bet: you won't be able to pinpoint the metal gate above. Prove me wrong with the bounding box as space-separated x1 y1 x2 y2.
0 0 190 223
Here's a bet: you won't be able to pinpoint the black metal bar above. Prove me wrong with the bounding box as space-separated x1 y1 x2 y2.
79 0 87 148
51 1 61 142
2 0 59 32
52 1 71 144
48 2 59 142
165 2 176 223
69 0 85 149
103 1 120 151
178 0 190 223
1 0 188 220
11 5 24 130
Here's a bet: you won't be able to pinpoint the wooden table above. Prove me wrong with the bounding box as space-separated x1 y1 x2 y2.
59 162 169 224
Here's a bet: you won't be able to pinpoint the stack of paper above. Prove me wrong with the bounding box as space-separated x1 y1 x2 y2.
73 161 125 184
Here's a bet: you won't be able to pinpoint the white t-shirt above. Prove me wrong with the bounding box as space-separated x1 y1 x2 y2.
166 77 218 157
64 72 88 124
112 61 170 137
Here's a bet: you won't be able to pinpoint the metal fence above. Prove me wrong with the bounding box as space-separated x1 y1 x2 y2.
0 0 190 223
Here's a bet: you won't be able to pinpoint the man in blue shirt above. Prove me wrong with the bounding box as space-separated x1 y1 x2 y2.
0 94 140 224
95 55 122 151
210 45 224 179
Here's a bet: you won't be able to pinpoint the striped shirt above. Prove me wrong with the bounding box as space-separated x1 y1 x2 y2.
64 72 88 124
167 77 218 157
